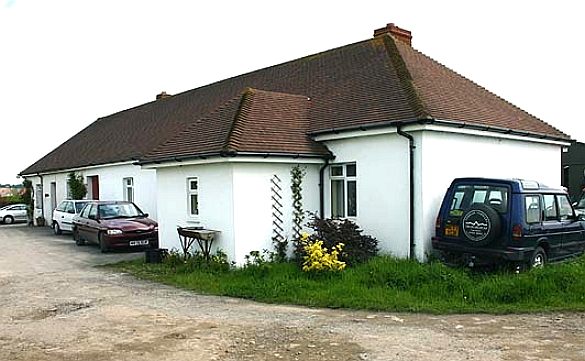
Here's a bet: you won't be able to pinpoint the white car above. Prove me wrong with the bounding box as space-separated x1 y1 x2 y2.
52 200 90 235
0 204 28 224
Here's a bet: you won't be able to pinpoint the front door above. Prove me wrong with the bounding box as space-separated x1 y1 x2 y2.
50 182 57 215
87 176 99 200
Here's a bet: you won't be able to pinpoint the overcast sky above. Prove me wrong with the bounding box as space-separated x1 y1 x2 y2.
1 0 583 185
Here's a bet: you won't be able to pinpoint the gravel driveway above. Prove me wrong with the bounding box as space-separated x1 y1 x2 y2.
1 224 584 361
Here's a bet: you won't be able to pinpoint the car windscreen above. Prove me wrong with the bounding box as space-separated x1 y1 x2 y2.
98 203 143 219
449 184 509 216
74 201 89 214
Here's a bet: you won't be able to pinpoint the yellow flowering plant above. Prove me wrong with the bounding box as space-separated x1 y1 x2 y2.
300 233 346 272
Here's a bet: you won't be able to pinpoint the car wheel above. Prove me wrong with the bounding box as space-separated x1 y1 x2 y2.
73 227 84 246
53 222 62 235
98 232 108 253
3 216 14 224
530 247 547 269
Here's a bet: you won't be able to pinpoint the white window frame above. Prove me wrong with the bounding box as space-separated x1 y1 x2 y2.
330 163 357 218
187 177 199 219
123 177 134 203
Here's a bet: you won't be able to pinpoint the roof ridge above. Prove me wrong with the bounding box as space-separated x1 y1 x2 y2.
142 92 246 160
249 88 310 99
223 88 255 153
404 45 569 138
380 35 429 119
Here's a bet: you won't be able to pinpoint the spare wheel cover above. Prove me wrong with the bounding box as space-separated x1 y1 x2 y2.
462 209 492 243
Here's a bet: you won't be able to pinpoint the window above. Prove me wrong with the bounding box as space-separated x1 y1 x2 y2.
65 202 75 214
525 195 541 224
81 204 91 218
123 177 134 202
56 201 68 212
543 194 558 221
74 201 89 214
330 163 357 218
187 177 199 217
88 204 97 220
449 185 509 215
558 195 574 220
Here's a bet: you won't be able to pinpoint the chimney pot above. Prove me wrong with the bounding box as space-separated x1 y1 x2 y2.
156 91 171 100
373 23 412 46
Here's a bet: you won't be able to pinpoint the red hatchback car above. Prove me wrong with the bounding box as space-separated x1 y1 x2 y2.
72 201 158 252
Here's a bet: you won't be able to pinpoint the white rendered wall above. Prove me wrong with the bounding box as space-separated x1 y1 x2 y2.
34 163 157 223
156 163 236 259
323 133 411 258
417 130 562 260
231 163 321 265
155 161 320 265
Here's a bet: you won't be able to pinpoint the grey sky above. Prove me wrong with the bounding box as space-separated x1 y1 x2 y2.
1 0 583 184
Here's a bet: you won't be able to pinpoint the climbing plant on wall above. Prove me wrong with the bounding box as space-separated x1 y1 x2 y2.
290 165 306 239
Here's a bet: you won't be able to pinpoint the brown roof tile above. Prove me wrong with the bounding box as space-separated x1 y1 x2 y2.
394 39 568 138
21 31 569 174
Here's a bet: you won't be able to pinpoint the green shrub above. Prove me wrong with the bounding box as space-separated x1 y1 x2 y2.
296 215 378 266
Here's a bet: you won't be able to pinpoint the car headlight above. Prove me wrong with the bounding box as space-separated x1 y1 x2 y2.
107 229 123 235
154 226 158 231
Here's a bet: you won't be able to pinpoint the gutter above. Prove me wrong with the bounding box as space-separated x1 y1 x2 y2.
310 118 571 143
396 124 416 260
137 150 333 167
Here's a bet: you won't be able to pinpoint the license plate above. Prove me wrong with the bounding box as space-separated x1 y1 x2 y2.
444 224 459 237
129 240 149 246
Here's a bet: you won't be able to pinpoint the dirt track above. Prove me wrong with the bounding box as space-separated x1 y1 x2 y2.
1 224 584 361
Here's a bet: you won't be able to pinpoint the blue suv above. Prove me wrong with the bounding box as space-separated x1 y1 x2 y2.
432 178 585 268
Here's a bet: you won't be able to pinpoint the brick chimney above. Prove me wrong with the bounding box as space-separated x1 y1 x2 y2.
156 91 171 100
373 23 412 46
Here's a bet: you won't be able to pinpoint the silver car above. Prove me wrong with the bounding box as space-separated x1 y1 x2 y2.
0 204 28 224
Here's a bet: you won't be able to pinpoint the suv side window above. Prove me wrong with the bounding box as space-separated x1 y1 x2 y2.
543 194 558 221
525 195 541 224
557 195 574 220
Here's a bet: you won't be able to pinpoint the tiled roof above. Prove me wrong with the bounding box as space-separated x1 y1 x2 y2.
21 31 569 175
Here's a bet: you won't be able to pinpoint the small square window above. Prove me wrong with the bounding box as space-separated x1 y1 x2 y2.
331 166 343 177
346 164 356 177
190 179 198 191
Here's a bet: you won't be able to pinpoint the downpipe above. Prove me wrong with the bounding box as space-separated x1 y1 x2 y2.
396 125 416 260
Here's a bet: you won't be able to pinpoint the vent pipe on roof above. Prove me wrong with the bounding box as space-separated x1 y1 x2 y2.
156 91 172 100
373 23 412 46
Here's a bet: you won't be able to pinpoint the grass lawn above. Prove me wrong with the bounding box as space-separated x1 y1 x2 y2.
109 255 585 314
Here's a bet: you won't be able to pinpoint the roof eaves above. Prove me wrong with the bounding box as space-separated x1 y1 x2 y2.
136 150 332 167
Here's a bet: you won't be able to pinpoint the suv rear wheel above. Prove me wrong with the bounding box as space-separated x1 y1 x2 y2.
530 247 547 268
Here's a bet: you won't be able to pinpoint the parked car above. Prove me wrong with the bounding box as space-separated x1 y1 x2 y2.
574 192 585 217
0 203 28 224
432 178 585 269
52 199 90 235
72 201 158 252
